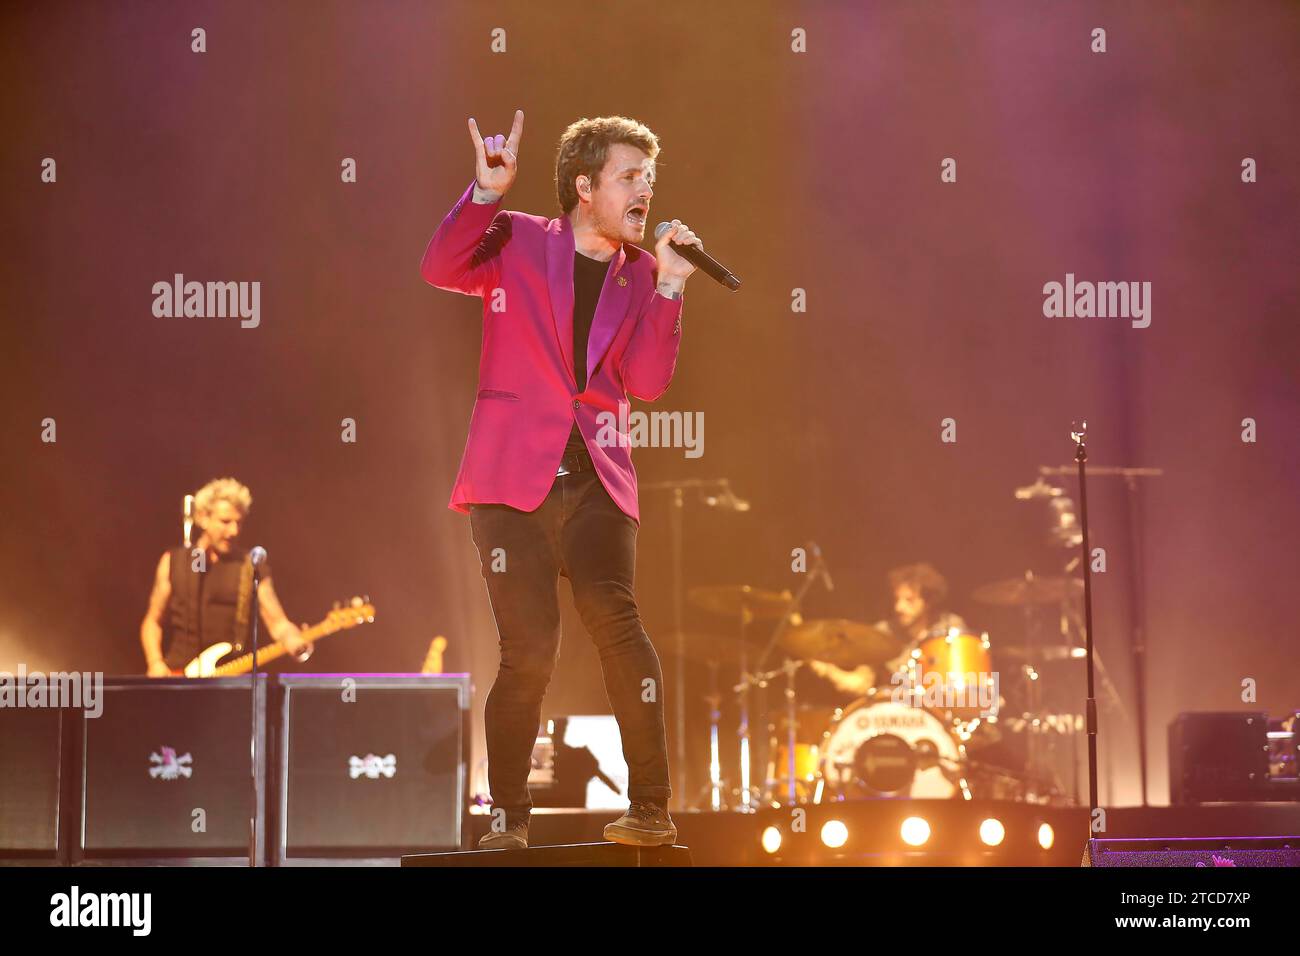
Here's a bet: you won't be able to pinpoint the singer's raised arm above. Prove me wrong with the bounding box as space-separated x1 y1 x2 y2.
419 179 512 298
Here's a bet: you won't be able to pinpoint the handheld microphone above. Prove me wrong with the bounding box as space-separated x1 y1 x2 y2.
655 221 741 291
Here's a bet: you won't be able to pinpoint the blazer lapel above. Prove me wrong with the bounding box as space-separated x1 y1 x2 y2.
547 216 634 390
546 216 576 388
586 244 631 383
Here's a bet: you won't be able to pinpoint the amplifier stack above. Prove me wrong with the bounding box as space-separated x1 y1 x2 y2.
0 674 470 865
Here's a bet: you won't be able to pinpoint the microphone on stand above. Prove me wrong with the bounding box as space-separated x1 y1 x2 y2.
182 494 195 547
703 481 751 512
246 543 268 867
655 221 741 291
808 541 834 592
1014 476 1064 500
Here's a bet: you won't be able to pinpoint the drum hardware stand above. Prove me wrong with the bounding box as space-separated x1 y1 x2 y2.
746 658 809 807
642 476 749 813
1040 462 1162 806
1016 475 1137 807
689 660 735 811
731 601 758 811
1013 573 1085 801
754 544 832 807
776 658 809 806
937 754 974 800
696 660 726 811
1017 571 1044 801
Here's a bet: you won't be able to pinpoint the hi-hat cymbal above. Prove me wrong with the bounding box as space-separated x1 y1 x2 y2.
780 618 904 669
688 585 794 620
971 576 1082 607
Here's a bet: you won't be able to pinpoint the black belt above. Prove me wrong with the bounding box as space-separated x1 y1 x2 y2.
556 448 594 476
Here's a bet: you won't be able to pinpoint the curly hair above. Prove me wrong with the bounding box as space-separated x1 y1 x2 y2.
887 562 949 607
194 476 252 520
555 115 660 215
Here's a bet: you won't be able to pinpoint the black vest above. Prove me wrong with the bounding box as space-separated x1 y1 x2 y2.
162 545 255 670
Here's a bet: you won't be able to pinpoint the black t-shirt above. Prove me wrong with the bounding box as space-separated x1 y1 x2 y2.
563 251 612 458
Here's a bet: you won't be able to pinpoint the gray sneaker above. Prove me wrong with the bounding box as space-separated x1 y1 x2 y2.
603 801 677 847
477 818 529 850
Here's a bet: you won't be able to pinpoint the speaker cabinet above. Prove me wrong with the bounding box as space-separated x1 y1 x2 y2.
274 674 470 865
1168 712 1268 805
0 706 69 862
76 677 268 863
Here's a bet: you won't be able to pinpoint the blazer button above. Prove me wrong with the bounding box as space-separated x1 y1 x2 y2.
573 400 581 409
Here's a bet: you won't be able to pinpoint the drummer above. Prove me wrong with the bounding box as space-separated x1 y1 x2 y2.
810 563 968 695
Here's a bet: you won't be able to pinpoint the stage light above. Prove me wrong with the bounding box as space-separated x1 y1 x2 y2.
1037 822 1055 850
979 818 1006 846
820 820 849 848
761 826 782 854
900 816 930 847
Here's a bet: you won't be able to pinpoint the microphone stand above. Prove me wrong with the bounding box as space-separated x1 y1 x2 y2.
641 477 748 813
248 547 267 868
1070 424 1101 847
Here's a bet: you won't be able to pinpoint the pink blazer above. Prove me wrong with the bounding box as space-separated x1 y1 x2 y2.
419 179 685 523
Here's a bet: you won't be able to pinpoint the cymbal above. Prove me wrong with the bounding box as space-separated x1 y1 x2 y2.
688 584 794 620
971 576 1082 607
780 618 904 669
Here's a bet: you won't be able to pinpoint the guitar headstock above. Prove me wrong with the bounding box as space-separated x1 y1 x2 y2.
422 635 447 675
326 596 376 630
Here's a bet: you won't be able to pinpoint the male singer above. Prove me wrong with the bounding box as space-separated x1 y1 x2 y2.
420 110 703 848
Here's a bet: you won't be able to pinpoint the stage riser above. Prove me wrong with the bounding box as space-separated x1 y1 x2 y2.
1088 839 1300 867
404 843 692 867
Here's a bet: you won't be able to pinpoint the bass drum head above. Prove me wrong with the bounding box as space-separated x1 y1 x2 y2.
820 698 963 798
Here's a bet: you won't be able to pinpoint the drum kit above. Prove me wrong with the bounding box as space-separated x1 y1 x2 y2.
656 467 1135 812
683 566 1116 811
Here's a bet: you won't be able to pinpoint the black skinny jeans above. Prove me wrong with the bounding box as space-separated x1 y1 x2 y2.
469 468 671 824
